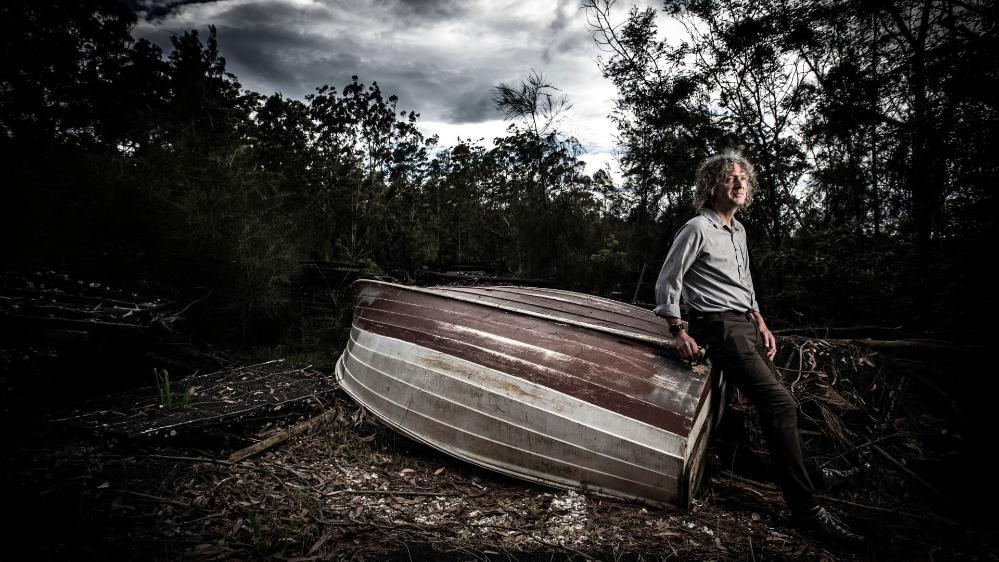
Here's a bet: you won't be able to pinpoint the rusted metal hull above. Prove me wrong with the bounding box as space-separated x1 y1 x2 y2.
335 280 720 508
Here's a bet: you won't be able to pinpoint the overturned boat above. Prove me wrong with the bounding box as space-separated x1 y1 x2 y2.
335 280 722 508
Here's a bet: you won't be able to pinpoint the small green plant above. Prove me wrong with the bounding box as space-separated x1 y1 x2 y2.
154 367 192 411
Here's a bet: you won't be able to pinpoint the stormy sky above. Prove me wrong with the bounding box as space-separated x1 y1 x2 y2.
130 0 665 176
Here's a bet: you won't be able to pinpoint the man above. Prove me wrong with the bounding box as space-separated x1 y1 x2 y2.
653 151 862 544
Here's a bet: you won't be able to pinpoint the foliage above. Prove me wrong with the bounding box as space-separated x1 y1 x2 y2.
584 0 998 337
3 0 995 345
153 368 191 411
1 2 612 344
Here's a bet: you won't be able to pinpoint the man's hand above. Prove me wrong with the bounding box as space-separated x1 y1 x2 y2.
673 330 701 361
758 324 777 361
751 311 778 361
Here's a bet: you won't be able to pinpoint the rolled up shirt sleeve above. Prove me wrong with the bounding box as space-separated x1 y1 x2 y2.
653 223 704 319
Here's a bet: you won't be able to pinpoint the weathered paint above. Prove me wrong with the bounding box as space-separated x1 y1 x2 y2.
339 330 682 505
437 286 668 337
335 280 719 508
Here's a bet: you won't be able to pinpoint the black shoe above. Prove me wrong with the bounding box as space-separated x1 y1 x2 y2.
794 506 865 545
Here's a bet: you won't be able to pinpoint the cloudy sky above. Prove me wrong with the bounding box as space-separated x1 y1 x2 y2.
131 0 666 177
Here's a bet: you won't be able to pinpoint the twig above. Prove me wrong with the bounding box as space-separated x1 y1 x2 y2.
791 341 806 393
447 479 492 498
144 454 233 466
773 325 906 336
444 520 595 560
325 489 454 497
818 433 901 467
717 470 777 492
177 511 226 526
123 490 191 508
829 338 985 354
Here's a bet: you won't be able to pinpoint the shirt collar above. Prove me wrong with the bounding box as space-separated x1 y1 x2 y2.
699 208 742 232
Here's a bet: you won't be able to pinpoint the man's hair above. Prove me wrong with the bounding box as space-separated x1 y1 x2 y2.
694 151 758 210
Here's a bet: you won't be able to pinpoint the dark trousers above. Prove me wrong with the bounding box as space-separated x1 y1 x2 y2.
689 310 818 515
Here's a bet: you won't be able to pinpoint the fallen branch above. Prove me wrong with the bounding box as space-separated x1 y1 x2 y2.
818 433 901 468
871 445 962 510
773 326 907 337
229 409 335 462
830 338 984 354
818 495 960 526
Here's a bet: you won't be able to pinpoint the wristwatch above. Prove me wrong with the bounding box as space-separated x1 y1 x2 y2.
669 322 685 337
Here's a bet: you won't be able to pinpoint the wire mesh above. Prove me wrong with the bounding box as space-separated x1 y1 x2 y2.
55 359 338 438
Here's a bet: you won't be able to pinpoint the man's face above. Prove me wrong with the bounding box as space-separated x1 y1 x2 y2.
713 163 749 210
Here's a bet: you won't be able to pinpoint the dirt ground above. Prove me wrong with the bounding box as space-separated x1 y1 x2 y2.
3 335 998 561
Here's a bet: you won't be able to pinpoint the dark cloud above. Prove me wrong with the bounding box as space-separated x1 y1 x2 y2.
216 25 354 97
133 0 599 128
447 88 497 123
542 0 587 64
548 0 573 33
213 0 334 28
377 65 499 123
131 0 457 26
217 21 497 122
128 0 223 21
143 4 495 121
377 0 465 22
130 0 618 171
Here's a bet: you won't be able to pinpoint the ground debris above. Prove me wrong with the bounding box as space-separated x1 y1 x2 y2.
3 335 997 560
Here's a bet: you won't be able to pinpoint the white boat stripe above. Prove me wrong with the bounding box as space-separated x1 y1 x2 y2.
349 327 686 458
337 354 678 501
342 350 675 483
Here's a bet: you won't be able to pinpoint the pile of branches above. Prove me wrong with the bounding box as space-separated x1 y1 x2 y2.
717 335 988 526
0 270 177 336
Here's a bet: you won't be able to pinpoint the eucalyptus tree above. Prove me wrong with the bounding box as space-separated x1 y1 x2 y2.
491 69 572 207
584 0 721 232
307 77 433 266
424 140 494 268
491 70 592 276
583 0 726 296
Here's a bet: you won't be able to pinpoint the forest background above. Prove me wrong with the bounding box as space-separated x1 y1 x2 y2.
3 0 996 349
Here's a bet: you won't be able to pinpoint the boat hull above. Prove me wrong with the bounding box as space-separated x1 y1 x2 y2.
335 281 720 508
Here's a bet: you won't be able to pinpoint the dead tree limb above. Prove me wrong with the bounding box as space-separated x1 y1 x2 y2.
818 495 960 525
871 445 962 510
229 410 335 462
